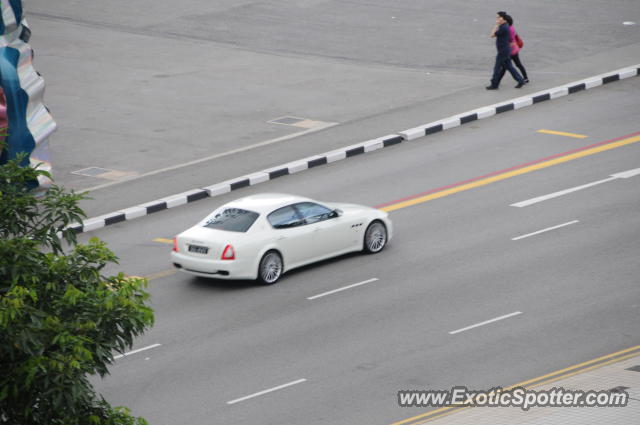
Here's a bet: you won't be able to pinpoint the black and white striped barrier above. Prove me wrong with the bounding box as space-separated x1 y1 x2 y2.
71 64 640 234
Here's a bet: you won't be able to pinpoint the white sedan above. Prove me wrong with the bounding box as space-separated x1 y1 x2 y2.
171 193 392 284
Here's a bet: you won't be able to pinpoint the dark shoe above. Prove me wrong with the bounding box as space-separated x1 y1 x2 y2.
515 81 525 88
524 78 530 84
486 85 499 90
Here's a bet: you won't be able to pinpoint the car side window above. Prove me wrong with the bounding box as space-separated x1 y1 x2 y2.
294 202 334 225
267 206 305 229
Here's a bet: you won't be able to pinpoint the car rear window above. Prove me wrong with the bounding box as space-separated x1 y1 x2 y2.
202 208 259 232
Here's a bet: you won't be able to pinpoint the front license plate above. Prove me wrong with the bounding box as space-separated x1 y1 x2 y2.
188 244 209 254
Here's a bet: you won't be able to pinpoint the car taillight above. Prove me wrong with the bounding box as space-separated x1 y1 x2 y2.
221 244 235 260
172 237 178 252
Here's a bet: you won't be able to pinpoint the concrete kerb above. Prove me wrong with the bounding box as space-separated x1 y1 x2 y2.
67 64 640 234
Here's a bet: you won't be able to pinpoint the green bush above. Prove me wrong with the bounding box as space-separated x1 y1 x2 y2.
0 158 153 425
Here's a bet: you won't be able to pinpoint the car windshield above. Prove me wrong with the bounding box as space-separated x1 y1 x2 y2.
294 202 334 224
202 208 259 232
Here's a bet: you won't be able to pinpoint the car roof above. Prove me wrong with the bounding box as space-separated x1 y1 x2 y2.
224 193 317 214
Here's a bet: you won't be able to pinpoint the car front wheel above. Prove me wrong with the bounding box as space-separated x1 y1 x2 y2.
258 250 283 284
363 220 387 254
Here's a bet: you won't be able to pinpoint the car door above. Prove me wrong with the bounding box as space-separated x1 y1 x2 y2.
293 202 355 259
267 205 314 269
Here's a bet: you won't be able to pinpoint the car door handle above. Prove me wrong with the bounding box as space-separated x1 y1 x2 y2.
277 236 287 241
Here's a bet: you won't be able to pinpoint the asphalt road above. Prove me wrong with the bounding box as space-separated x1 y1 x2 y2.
82 79 640 425
27 0 640 217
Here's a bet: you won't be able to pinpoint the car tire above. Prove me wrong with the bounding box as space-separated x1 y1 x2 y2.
363 220 387 254
257 250 283 285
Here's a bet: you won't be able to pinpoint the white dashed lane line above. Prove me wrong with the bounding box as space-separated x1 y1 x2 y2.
113 343 162 360
306 278 379 300
510 167 640 208
511 220 580 241
449 312 522 335
226 378 308 405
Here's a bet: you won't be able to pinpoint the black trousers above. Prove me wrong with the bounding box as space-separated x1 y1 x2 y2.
498 53 528 82
490 53 523 88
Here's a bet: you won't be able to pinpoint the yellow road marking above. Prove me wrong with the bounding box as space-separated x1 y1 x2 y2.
391 344 640 425
381 133 640 213
404 406 472 425
522 351 640 390
154 238 173 244
502 343 640 388
411 351 640 425
145 269 177 280
124 270 176 282
537 129 588 139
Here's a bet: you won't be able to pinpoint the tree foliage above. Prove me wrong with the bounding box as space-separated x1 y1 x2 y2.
0 157 154 424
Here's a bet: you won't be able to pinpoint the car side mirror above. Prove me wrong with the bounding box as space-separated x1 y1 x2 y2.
332 209 343 218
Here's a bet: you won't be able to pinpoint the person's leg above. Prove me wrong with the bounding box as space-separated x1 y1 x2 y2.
511 53 529 81
497 63 507 83
504 56 524 86
489 54 507 88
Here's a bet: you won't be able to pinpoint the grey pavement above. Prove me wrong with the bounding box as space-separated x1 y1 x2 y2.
24 2 640 424
27 1 640 217
85 82 640 425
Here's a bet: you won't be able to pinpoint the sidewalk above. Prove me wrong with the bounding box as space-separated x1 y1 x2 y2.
420 354 640 425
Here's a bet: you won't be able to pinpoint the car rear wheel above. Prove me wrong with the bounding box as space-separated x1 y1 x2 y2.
363 220 387 254
258 251 283 285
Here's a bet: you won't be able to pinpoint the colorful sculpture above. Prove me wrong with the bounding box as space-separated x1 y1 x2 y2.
0 0 56 190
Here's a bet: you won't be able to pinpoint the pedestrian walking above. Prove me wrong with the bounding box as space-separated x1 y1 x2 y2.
497 14 529 84
487 11 525 90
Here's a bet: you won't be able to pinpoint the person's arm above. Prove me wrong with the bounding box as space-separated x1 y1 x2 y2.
492 24 507 38
490 24 499 37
